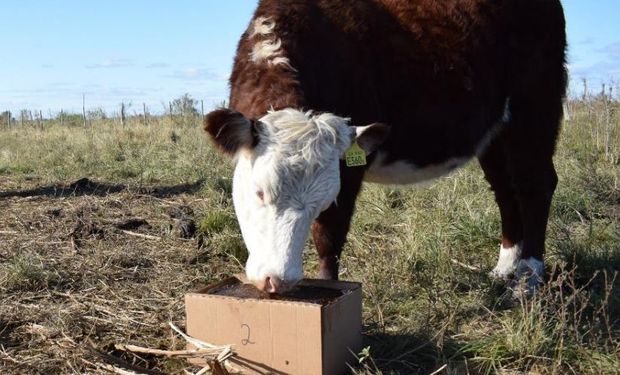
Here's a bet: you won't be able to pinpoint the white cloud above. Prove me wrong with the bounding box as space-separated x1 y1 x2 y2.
569 41 620 85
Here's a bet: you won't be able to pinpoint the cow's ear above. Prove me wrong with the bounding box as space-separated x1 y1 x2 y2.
353 123 390 155
204 109 262 157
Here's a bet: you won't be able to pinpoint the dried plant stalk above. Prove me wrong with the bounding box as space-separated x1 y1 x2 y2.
113 323 251 375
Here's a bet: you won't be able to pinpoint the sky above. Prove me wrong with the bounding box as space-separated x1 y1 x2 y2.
0 0 619 116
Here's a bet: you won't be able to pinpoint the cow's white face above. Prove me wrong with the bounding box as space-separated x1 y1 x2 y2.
205 108 388 293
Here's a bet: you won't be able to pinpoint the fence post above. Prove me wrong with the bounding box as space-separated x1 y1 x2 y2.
143 103 147 126
120 102 126 127
6 111 10 128
169 102 173 123
82 94 87 128
582 78 588 101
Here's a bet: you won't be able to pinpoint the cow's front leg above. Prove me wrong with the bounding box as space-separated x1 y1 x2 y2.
311 166 365 279
311 204 354 280
478 134 524 280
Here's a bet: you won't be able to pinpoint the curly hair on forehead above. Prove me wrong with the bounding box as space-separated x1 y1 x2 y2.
258 109 352 166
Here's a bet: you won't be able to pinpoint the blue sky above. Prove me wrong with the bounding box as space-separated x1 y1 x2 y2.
0 1 618 115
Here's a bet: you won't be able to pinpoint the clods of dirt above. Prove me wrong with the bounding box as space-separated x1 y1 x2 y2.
165 206 194 219
175 219 196 239
112 218 151 231
166 206 196 239
0 321 21 349
71 220 106 240
45 208 63 218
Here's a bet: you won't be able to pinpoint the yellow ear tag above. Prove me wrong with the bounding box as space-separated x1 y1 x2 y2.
345 142 367 167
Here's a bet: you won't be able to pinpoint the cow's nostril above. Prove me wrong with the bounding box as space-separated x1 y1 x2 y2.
251 275 295 294
264 276 278 294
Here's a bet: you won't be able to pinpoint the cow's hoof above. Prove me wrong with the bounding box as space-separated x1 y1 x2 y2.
489 243 522 281
510 257 544 298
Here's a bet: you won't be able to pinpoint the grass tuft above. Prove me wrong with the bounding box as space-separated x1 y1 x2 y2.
1 253 63 292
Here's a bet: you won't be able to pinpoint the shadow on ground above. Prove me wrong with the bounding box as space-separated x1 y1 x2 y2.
0 177 205 199
360 330 473 374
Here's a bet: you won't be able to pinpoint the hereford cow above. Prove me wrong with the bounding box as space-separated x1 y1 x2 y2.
204 0 567 296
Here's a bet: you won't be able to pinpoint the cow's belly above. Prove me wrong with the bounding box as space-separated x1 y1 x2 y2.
364 119 504 185
364 153 471 185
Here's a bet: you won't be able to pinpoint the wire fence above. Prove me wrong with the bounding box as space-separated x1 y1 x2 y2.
1 80 618 130
1 94 225 129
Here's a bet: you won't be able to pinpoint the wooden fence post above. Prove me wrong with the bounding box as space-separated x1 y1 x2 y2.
143 103 147 126
82 94 87 127
582 78 588 101
120 102 126 127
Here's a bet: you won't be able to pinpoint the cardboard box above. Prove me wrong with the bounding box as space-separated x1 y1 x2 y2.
185 277 362 375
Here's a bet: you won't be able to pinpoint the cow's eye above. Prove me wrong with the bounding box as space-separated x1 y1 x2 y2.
256 190 265 202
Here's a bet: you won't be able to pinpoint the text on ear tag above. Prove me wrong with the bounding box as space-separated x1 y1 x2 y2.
345 142 367 167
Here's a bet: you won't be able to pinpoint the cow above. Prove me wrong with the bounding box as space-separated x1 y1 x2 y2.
204 0 567 297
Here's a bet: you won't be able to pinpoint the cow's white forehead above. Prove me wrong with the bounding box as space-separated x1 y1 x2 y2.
257 109 353 167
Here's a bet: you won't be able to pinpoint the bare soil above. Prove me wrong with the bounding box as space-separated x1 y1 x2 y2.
0 177 234 374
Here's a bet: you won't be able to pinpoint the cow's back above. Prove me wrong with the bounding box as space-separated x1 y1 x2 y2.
229 0 566 165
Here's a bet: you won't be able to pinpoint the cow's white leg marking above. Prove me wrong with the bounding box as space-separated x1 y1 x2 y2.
489 242 522 280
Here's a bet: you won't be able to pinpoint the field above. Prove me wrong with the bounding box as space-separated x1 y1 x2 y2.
1 98 619 374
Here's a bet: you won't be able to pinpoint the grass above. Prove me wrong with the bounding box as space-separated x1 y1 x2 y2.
0 98 619 374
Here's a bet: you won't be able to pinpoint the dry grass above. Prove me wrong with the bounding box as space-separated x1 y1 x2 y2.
0 179 242 374
1 99 619 374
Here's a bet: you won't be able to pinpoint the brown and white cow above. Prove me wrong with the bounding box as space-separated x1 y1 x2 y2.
204 0 567 296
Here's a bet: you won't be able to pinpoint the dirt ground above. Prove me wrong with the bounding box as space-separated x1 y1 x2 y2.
0 177 236 374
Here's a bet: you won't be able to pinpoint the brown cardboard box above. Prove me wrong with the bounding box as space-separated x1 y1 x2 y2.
185 277 362 375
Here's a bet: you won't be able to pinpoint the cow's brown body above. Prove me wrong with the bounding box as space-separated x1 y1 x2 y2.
222 0 567 282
